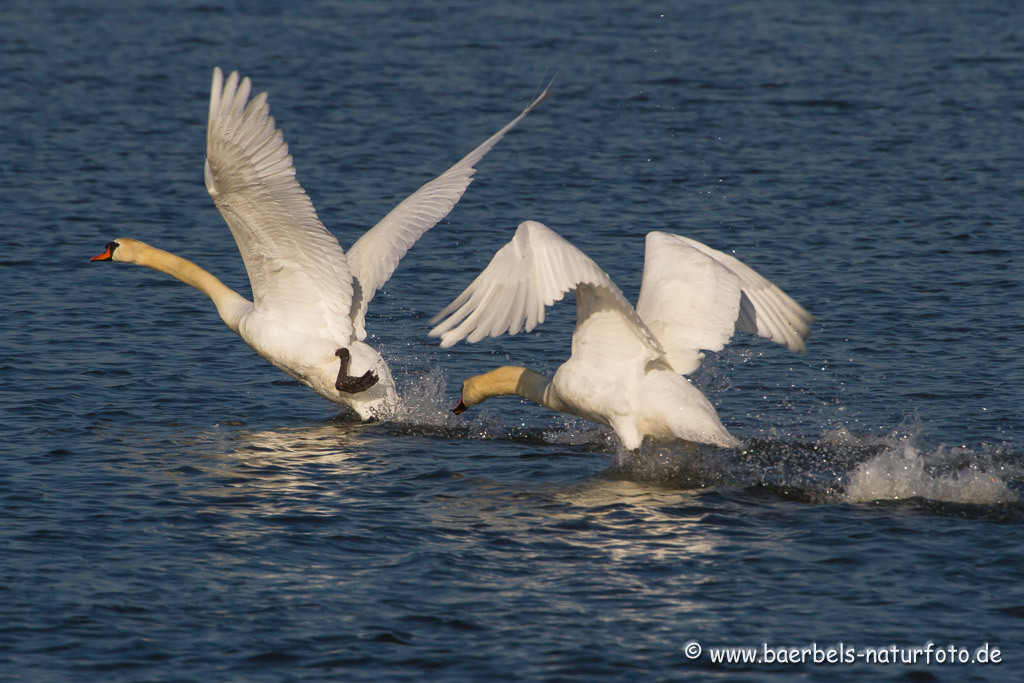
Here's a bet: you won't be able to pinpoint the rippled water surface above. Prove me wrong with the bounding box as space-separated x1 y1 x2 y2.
2 1 1023 680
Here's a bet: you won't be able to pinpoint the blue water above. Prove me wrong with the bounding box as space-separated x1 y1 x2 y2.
2 0 1023 680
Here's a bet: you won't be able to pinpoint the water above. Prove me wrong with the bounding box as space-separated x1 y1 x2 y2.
2 0 1022 680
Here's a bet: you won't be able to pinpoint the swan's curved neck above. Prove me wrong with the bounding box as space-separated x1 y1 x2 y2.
467 366 557 410
130 243 250 331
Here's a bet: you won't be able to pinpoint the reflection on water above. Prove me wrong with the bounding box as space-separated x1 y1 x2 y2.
162 421 385 515
198 410 1023 512
224 422 375 465
555 478 720 564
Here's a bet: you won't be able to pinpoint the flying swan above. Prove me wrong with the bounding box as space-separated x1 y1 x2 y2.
429 220 813 449
92 68 549 420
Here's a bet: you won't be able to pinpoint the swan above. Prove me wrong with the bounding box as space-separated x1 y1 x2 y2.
91 68 549 420
429 220 813 449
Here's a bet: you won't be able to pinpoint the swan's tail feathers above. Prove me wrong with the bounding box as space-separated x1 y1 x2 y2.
643 370 742 448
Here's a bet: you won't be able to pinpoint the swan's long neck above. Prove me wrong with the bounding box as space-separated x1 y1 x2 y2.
465 366 557 410
128 241 250 332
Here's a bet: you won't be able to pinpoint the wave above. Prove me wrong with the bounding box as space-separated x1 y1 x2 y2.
181 359 1009 516
384 367 1021 508
843 438 1015 505
606 426 1020 510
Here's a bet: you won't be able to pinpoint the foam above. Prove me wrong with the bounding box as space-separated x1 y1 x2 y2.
843 437 1017 505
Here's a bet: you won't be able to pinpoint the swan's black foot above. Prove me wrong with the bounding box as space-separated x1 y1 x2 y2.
335 348 379 394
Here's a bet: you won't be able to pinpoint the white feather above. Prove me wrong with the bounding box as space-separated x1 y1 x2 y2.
346 83 553 339
431 221 813 448
98 68 547 421
205 68 354 344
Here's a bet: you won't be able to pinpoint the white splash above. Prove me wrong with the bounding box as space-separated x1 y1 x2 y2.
393 363 454 427
543 415 614 447
844 435 1016 505
390 361 525 440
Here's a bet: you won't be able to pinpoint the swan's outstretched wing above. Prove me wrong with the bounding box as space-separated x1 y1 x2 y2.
429 221 663 359
345 84 551 340
205 67 354 343
635 232 813 374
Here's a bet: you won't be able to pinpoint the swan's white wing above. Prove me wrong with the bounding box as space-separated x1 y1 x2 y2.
205 68 354 343
429 220 663 359
635 232 813 374
345 84 551 340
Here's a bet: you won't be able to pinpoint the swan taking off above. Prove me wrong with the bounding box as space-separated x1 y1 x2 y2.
92 68 549 420
429 221 813 449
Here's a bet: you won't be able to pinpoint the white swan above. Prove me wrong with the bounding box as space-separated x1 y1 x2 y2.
429 220 813 449
92 68 549 420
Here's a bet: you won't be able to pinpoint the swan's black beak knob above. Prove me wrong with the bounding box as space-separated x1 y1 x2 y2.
91 242 117 262
453 400 467 415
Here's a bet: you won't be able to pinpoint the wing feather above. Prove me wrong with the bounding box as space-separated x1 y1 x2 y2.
429 221 663 362
345 83 552 339
635 232 813 374
205 67 354 343
672 235 813 351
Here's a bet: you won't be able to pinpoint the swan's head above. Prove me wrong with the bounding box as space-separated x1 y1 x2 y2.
451 377 475 414
90 238 150 263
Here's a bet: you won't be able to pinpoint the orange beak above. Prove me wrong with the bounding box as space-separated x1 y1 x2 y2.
453 399 467 415
90 246 113 262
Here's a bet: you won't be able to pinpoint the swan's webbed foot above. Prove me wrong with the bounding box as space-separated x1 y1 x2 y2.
335 348 379 394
